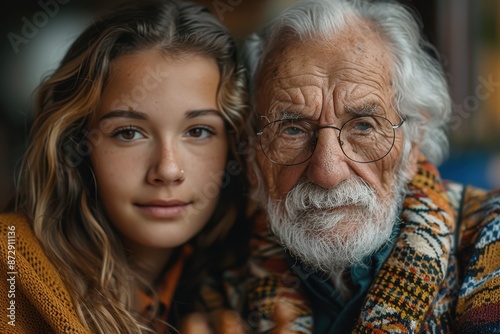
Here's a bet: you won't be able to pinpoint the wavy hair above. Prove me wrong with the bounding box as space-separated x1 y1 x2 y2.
245 0 452 167
16 0 247 332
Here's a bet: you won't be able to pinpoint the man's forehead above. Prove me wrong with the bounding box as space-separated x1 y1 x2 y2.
256 24 393 93
255 24 396 120
263 25 390 75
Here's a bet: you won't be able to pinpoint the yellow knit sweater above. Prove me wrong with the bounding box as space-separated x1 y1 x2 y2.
0 213 90 334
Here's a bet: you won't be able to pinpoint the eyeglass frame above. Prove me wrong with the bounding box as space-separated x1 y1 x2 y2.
256 115 406 166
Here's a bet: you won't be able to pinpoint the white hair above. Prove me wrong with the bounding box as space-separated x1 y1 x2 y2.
266 178 398 297
244 0 444 292
245 0 452 166
264 136 412 296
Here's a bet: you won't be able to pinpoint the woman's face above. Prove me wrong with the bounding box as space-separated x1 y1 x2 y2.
90 50 228 254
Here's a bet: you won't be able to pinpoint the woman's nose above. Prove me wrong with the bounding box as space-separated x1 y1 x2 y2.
146 143 185 185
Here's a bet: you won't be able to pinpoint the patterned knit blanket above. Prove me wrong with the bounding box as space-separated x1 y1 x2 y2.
204 159 500 333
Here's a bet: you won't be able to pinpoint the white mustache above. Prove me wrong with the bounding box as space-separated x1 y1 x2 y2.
285 177 377 211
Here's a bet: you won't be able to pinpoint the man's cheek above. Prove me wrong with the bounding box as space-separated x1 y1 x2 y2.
276 167 303 199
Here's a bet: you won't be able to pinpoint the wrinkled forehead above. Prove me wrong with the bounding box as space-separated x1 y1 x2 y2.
255 21 395 113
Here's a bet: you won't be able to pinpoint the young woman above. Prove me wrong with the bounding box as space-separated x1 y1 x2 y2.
0 0 249 333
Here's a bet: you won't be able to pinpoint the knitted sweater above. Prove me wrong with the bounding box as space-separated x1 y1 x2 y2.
0 214 191 334
0 213 90 334
210 159 500 333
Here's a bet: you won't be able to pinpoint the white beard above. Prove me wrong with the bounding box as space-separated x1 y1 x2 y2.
266 176 406 296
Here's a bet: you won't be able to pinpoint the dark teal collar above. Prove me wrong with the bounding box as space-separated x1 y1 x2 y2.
287 221 400 334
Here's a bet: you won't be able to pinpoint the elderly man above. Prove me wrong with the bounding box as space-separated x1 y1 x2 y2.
230 0 500 333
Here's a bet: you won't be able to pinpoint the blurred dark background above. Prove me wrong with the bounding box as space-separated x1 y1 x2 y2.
1 0 499 211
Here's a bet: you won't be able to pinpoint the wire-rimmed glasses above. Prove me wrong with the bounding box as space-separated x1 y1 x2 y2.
257 115 405 166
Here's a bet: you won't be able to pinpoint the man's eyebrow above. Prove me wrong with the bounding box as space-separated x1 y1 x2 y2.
344 104 380 116
185 109 222 119
99 110 149 122
269 111 304 121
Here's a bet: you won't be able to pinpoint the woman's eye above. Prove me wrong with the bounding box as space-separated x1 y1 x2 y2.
112 127 144 141
186 127 215 139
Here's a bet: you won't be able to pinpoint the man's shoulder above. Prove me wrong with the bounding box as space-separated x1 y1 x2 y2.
441 180 499 258
453 183 499 235
446 182 500 332
462 185 500 214
442 180 499 226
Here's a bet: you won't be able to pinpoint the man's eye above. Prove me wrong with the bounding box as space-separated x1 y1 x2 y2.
111 127 145 141
283 126 304 136
278 120 310 137
352 121 373 131
186 127 215 139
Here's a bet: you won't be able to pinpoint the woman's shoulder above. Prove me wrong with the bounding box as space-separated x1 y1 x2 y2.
0 211 53 274
0 212 39 249
0 212 90 333
0 211 61 285
0 211 31 226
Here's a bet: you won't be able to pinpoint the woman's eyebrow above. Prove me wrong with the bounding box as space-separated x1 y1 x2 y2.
99 110 149 122
98 109 222 123
185 109 222 119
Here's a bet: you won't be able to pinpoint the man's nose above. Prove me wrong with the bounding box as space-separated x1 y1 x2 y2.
146 142 184 185
305 129 350 188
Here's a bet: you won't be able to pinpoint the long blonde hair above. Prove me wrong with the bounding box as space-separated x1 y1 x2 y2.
16 0 247 332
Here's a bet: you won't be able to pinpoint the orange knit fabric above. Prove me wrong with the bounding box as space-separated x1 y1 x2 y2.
0 213 194 333
0 213 90 333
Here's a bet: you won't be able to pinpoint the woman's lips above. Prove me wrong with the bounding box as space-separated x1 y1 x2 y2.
135 200 191 219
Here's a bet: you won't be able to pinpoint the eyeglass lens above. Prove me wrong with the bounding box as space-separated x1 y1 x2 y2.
259 116 397 165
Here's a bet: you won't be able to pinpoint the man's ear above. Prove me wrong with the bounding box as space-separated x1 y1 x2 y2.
404 143 421 181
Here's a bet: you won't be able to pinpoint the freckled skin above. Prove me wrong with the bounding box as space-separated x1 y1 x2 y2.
256 23 418 201
90 50 227 257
